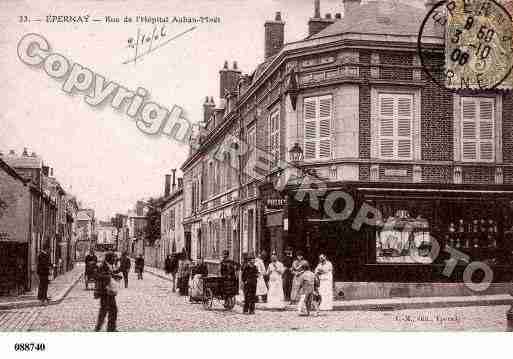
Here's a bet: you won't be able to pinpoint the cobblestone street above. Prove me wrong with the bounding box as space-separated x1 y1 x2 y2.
0 271 508 331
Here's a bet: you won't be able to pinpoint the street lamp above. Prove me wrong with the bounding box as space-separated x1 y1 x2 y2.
289 142 304 163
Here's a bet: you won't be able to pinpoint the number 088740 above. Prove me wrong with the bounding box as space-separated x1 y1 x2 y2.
14 343 46 351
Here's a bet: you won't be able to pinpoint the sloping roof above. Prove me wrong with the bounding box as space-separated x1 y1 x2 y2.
310 1 429 39
0 158 27 183
2 154 42 169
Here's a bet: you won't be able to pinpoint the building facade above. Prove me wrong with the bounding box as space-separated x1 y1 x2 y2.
181 0 513 289
160 175 185 267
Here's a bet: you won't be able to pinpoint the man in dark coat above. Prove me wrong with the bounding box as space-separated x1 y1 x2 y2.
220 250 240 308
119 252 131 288
37 246 52 303
94 252 122 332
165 254 179 292
282 247 294 301
241 253 259 315
135 254 144 280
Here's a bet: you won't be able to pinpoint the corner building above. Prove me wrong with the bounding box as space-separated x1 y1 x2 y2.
182 0 513 296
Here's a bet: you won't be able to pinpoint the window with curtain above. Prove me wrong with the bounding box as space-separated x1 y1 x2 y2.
461 97 495 162
303 95 332 160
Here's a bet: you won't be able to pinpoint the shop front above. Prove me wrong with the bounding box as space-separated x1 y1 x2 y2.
285 182 513 287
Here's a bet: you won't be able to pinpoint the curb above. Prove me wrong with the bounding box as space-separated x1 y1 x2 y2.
143 266 512 312
0 272 84 311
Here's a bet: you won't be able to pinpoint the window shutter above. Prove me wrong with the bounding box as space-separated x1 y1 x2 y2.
461 98 477 161
304 98 317 159
397 95 413 159
379 95 395 158
479 99 494 161
319 96 332 158
269 111 280 166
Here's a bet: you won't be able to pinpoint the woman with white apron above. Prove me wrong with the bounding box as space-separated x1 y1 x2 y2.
314 254 333 311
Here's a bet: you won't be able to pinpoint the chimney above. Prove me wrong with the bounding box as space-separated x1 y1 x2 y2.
203 96 216 123
308 0 335 36
164 174 171 196
171 169 177 192
264 12 285 60
219 61 241 99
343 0 361 18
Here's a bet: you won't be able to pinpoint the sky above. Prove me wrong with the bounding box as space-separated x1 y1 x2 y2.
0 0 423 221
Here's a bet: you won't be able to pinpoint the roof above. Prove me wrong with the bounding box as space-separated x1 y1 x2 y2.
310 1 429 39
2 153 42 169
0 158 27 183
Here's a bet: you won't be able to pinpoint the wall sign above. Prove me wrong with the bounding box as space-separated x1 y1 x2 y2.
384 169 408 177
265 198 287 210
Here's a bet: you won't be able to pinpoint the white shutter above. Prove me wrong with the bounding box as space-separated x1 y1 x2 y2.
269 111 280 166
461 98 494 162
319 95 332 158
379 95 395 158
378 94 413 160
479 99 494 161
397 95 413 159
304 98 317 160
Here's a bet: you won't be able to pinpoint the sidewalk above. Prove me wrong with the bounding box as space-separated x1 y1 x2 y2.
142 264 513 311
0 264 84 310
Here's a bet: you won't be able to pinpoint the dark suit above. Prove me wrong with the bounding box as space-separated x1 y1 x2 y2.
95 261 119 332
242 263 259 314
119 257 131 288
37 251 51 301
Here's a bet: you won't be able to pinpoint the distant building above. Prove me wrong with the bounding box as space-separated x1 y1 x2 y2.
160 171 185 267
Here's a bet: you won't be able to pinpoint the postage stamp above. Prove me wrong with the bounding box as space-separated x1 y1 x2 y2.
445 0 513 89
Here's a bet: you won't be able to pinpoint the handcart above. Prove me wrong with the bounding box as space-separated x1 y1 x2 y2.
201 275 238 310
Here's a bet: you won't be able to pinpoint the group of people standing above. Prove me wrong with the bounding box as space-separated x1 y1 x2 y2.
254 249 334 313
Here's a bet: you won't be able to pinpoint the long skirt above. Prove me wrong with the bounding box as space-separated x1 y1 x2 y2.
297 294 308 315
290 275 301 302
178 275 189 296
256 275 267 296
189 274 203 300
266 276 285 309
318 273 333 310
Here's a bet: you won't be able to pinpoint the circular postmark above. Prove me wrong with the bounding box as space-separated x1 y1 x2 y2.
417 0 513 92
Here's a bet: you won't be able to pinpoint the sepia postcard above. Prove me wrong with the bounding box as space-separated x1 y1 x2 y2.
1 0 513 355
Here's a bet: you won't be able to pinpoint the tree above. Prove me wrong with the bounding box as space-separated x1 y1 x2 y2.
145 198 161 247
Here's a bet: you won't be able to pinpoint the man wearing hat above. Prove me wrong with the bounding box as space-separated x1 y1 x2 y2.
94 251 122 331
220 250 240 308
241 253 259 314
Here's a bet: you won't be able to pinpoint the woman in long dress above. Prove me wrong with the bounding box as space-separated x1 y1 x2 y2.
290 251 308 303
254 252 268 302
266 253 285 309
314 254 333 311
189 259 208 302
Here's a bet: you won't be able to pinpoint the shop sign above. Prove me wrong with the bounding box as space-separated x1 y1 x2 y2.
265 198 287 210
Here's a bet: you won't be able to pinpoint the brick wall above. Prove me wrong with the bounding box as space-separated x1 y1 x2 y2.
462 166 495 184
359 85 371 159
422 165 452 183
421 55 453 161
380 52 412 81
503 92 513 164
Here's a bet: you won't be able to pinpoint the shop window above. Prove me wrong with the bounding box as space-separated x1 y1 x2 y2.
375 201 434 264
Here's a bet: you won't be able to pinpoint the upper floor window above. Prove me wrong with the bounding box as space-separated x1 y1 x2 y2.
269 110 280 167
461 97 495 162
303 95 332 160
377 93 413 160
